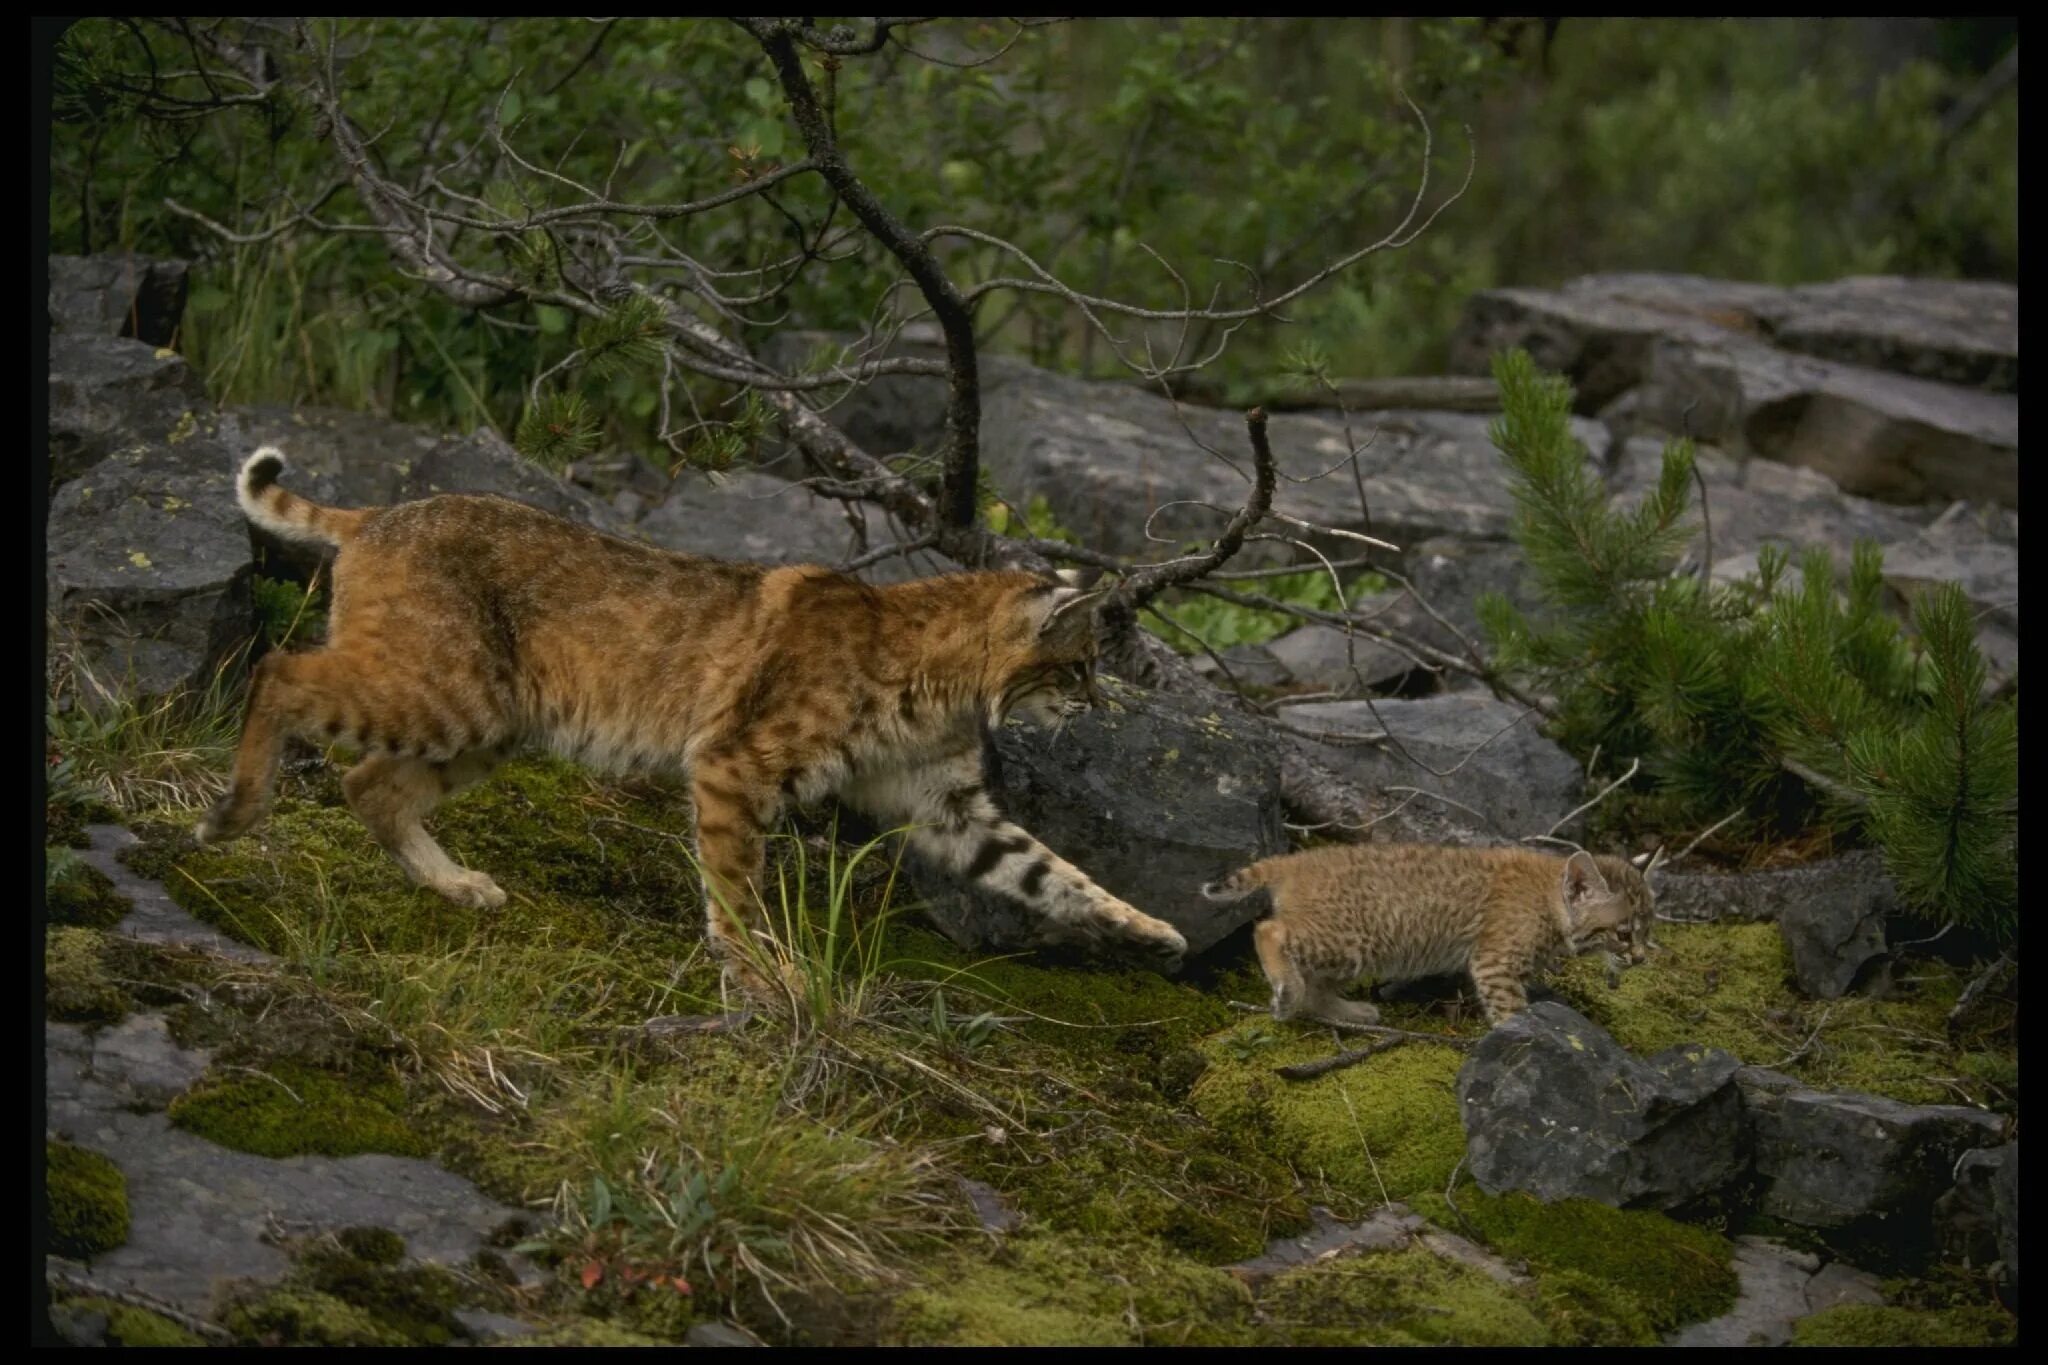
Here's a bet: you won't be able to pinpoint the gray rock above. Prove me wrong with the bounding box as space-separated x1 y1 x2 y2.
47 434 255 705
686 1321 766 1347
1737 1066 2009 1231
1279 694 1584 839
1452 273 2018 407
1882 499 2018 644
978 366 1604 560
1650 850 1895 929
1607 438 1926 574
1938 1143 2018 1293
632 468 938 584
219 404 443 510
80 824 276 964
49 253 192 348
1392 536 1544 650
396 429 625 531
46 1299 111 1347
81 1014 214 1110
1450 275 1777 411
1992 1140 2017 1292
47 334 212 492
1190 642 1295 690
1223 1205 1424 1285
454 1309 537 1341
959 1177 1022 1235
1458 1002 1747 1210
1803 1260 1886 1314
914 678 1291 960
757 326 1037 462
1635 335 2016 507
1766 276 2018 394
1665 1236 1822 1348
1777 865 1897 1001
46 1012 535 1316
1262 623 1415 693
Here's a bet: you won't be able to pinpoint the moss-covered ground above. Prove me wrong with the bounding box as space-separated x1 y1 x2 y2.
46 752 2017 1345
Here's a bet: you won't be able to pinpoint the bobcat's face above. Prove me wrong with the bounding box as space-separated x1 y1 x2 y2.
1001 580 1105 731
1004 653 1101 730
1564 856 1657 964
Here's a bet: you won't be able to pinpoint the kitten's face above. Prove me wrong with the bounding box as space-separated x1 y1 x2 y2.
1562 855 1656 964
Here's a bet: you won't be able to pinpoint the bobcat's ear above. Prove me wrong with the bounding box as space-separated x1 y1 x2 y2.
1560 851 1611 917
1037 586 1109 650
1055 567 1090 589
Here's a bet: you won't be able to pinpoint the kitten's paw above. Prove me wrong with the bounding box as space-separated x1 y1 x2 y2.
436 870 508 909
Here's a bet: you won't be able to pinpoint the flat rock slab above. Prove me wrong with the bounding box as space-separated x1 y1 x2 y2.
1665 1236 1882 1347
633 468 938 584
1279 694 1584 840
79 824 275 964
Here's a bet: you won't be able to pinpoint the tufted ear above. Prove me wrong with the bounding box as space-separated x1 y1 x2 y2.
1560 851 1612 921
1037 586 1108 651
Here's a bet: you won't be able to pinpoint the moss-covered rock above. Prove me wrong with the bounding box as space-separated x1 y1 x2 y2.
891 1231 1253 1346
222 1288 416 1346
168 1060 427 1159
46 849 130 927
1553 920 1999 1107
46 1140 131 1258
1253 1245 1551 1346
1790 1302 2015 1346
1192 1020 1469 1204
1412 1188 1737 1333
51 1297 206 1347
46 926 130 1024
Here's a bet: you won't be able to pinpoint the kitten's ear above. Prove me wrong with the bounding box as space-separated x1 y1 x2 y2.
1560 851 1611 915
1037 586 1109 650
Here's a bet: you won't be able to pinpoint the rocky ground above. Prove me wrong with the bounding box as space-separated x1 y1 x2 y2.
41 255 2017 1345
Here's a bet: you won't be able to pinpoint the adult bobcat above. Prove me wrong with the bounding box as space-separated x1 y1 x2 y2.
1204 843 1654 1027
199 448 1188 999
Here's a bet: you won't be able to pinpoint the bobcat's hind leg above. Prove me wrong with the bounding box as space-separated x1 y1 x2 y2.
344 748 508 908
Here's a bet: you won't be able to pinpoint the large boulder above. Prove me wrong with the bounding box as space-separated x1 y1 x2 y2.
1650 850 1896 929
1607 439 1927 575
977 367 1605 561
1633 336 2016 508
633 468 936 583
47 335 212 494
913 677 1291 960
756 326 1037 462
1775 864 1898 1001
1261 623 1417 694
1450 273 2017 406
395 429 624 531
1278 694 1585 839
1934 1144 2013 1274
48 252 192 348
47 435 255 706
1737 1066 2009 1232
1457 1001 1747 1210
1449 274 2018 508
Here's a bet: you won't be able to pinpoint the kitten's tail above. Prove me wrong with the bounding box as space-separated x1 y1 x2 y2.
1201 860 1276 902
238 447 369 546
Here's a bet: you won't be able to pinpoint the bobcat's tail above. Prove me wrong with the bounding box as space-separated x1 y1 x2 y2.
1201 860 1277 902
238 447 369 546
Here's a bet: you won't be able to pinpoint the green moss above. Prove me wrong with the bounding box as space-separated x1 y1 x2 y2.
52 1297 205 1347
168 1060 428 1159
46 1140 131 1258
1191 1020 1468 1204
1413 1188 1737 1333
223 1289 414 1346
1553 920 2002 1107
46 849 130 927
46 794 118 849
336 1226 407 1266
1532 1268 1660 1346
1791 1303 2015 1347
293 1241 464 1344
45 926 130 1024
892 1231 1253 1346
1253 1245 1550 1345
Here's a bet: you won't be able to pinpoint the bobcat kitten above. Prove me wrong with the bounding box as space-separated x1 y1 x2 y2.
1203 843 1654 1027
199 448 1189 1001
